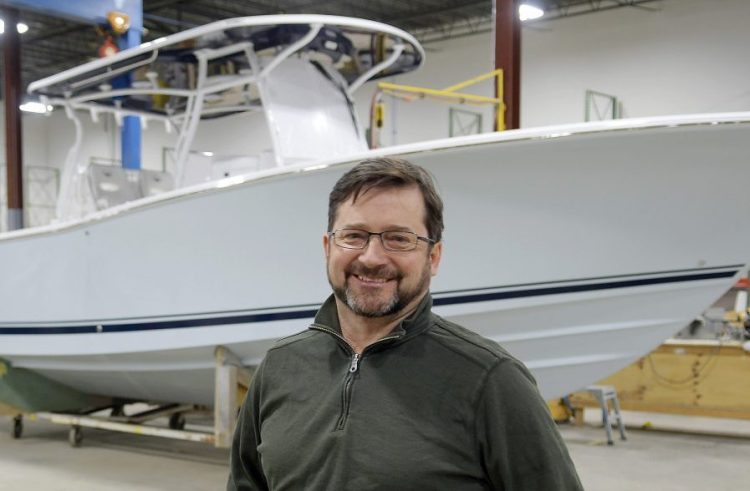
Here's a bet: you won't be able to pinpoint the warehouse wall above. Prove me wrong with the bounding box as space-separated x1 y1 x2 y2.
0 102 50 167
0 103 51 230
355 0 750 144
521 0 750 127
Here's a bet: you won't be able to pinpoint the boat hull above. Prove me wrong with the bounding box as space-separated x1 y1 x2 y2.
2 115 749 404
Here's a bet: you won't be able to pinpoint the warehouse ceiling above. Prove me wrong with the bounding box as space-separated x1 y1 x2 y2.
2 0 660 90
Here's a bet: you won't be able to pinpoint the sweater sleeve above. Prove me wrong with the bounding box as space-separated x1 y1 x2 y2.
227 359 269 491
474 359 583 491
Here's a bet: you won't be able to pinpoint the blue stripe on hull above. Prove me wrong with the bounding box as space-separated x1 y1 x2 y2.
0 266 740 335
433 270 737 306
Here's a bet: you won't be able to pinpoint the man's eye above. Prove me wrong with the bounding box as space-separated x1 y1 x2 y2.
387 234 410 243
342 231 367 242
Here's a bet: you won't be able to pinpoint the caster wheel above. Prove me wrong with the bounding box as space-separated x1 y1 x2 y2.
69 426 83 447
169 412 186 430
11 416 22 439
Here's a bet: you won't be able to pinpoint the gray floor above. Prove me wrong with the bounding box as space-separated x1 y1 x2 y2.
560 426 750 490
1 412 749 490
0 418 229 491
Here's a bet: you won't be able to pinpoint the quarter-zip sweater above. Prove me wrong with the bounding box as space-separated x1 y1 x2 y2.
228 294 582 490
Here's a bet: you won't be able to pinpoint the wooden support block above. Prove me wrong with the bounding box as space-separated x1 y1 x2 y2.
569 340 750 420
573 407 585 427
547 398 572 423
214 346 254 448
0 402 21 416
214 364 238 448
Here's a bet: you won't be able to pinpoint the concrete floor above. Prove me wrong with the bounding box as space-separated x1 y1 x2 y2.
0 417 229 491
560 426 750 490
1 411 749 490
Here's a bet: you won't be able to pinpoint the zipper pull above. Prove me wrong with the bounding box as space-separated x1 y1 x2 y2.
349 353 360 373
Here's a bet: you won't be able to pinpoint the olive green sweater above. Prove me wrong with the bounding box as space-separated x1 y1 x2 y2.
228 294 582 490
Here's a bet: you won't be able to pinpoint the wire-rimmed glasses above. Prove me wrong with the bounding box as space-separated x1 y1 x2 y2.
330 228 435 252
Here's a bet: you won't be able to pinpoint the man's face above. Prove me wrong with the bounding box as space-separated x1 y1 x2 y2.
324 185 442 319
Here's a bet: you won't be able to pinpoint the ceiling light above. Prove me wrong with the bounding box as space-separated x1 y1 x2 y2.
20 102 52 114
519 4 545 21
0 20 30 34
107 11 130 34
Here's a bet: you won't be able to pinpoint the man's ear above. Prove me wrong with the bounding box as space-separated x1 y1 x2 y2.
429 241 442 276
323 232 330 260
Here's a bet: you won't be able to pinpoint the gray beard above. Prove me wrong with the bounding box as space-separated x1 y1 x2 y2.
329 260 431 318
332 282 403 318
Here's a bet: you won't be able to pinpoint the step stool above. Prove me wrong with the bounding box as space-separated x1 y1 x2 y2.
587 385 627 445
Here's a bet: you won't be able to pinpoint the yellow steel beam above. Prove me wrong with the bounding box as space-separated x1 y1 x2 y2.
441 68 504 93
376 67 507 132
380 90 499 106
377 82 501 104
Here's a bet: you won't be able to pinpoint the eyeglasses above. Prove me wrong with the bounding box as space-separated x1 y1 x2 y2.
330 228 435 252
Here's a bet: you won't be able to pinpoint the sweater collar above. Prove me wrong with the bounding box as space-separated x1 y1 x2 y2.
311 292 434 343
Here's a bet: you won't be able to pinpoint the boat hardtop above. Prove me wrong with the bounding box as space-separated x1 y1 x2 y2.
26 15 424 222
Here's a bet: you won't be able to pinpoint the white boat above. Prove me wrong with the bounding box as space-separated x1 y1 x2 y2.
2 15 749 409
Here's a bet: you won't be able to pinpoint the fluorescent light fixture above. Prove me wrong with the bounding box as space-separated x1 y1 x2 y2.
519 4 545 21
0 20 30 34
302 164 328 172
201 151 214 157
20 101 53 114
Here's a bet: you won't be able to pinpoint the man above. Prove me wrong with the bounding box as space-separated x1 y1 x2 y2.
228 157 583 490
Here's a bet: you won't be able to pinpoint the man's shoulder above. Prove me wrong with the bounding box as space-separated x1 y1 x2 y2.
268 329 320 352
258 329 328 374
427 313 520 367
426 313 540 389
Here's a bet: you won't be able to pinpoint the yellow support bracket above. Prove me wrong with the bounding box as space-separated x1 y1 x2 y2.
441 68 503 93
377 82 501 105
375 68 506 132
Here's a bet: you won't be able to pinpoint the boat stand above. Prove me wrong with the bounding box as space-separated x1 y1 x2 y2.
11 346 253 448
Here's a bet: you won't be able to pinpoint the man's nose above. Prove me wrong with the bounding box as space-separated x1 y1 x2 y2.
357 235 390 266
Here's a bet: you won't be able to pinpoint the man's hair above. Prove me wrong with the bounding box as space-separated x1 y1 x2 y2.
327 157 444 242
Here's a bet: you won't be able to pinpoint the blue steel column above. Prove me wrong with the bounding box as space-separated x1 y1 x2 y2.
118 28 142 170
2 1 144 169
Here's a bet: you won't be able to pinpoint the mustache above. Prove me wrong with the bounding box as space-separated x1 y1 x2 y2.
346 264 401 280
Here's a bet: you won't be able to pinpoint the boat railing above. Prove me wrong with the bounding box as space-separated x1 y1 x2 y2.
69 49 160 93
257 24 322 78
